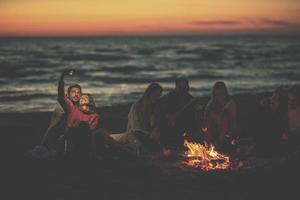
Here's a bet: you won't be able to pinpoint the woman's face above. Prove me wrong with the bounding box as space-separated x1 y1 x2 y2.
214 89 227 104
79 95 90 106
149 90 162 104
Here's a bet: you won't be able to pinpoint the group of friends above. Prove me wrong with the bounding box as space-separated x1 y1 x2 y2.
35 69 300 159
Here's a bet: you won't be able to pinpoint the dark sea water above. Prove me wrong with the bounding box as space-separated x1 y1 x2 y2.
0 35 299 113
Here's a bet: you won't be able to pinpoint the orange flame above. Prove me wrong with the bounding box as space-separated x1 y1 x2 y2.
183 139 230 171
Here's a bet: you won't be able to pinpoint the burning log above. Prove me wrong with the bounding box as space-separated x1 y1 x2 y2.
182 139 231 171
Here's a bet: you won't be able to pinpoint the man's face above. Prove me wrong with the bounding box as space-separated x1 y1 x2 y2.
176 82 189 93
68 87 81 102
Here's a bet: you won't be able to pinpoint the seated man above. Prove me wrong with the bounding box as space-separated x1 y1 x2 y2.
41 81 82 154
254 87 288 155
57 70 100 156
158 77 198 152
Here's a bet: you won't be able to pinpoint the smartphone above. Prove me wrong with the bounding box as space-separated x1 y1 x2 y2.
69 70 74 76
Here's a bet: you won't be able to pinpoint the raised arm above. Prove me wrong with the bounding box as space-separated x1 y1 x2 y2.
57 70 69 112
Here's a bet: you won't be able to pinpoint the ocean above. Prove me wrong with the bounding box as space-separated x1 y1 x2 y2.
0 35 299 113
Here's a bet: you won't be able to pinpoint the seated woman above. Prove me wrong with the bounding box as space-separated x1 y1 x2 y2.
282 85 300 154
112 83 163 157
203 81 238 150
57 70 100 156
255 87 288 155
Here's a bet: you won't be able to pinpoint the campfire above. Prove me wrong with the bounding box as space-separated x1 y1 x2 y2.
182 139 230 171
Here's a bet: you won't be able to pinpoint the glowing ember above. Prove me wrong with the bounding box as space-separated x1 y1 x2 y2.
182 139 230 171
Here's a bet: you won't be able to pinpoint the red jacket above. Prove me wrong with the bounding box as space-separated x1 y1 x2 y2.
64 95 99 132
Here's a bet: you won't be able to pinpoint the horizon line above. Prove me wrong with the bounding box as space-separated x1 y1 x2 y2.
0 32 299 38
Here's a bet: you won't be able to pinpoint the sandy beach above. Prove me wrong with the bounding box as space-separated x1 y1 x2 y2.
2 1 300 199
3 92 300 200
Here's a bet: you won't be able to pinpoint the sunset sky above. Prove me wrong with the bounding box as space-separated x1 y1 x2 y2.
1 0 300 36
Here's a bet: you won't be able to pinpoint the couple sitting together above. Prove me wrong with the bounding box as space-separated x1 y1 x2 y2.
34 70 240 159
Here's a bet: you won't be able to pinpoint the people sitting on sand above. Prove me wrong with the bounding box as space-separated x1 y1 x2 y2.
254 87 288 155
58 70 99 132
203 81 238 151
40 82 82 154
281 85 300 154
112 83 163 157
57 70 100 157
30 71 83 159
157 77 198 153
